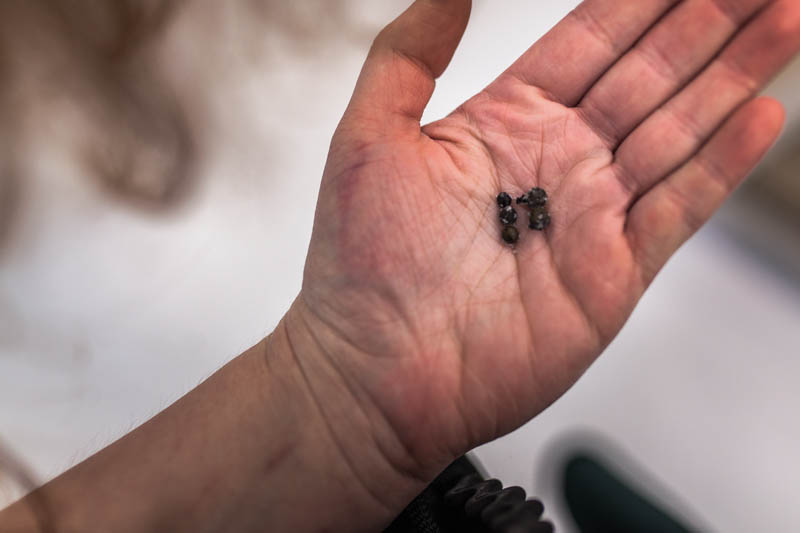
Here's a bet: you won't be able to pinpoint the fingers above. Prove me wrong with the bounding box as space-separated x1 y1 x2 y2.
343 0 471 130
627 97 785 284
505 0 679 105
578 0 769 147
613 0 800 199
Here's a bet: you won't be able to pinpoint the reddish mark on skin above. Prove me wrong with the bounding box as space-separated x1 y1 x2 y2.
330 158 445 285
334 179 400 278
261 439 295 477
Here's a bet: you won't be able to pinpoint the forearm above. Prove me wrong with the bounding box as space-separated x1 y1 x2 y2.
0 299 424 532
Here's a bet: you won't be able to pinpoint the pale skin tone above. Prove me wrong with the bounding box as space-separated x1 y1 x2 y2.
1 0 799 531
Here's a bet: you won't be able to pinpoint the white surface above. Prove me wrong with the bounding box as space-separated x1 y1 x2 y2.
1 1 799 531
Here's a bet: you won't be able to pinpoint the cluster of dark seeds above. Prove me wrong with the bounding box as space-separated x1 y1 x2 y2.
496 192 519 245
516 187 551 231
496 187 551 245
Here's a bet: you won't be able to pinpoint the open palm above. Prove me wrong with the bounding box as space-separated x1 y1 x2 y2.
297 0 800 474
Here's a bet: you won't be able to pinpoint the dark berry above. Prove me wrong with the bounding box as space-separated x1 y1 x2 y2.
496 192 512 208
499 205 517 225
501 225 519 245
527 187 548 207
528 206 551 231
516 194 528 205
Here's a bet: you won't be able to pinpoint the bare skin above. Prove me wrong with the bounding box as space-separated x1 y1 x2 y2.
1 0 799 531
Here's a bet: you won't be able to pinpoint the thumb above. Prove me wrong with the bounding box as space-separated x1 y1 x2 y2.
343 0 471 131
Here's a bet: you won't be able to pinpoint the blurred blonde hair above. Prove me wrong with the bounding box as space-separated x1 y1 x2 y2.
0 0 369 212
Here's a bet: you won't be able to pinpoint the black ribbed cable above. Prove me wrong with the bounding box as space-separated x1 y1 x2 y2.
385 456 553 533
444 473 553 533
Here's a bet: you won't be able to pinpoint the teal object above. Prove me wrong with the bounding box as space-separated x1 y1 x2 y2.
564 455 695 533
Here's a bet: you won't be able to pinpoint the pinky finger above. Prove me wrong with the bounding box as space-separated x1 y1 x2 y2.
626 97 786 284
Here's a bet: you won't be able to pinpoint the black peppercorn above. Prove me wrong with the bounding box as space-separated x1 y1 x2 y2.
527 187 548 207
501 225 519 244
528 206 551 231
499 205 517 225
517 187 548 207
496 192 512 208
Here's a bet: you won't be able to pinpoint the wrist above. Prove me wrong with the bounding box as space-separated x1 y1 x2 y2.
268 296 430 528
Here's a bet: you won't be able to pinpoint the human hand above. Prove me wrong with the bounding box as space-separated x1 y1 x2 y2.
291 0 800 485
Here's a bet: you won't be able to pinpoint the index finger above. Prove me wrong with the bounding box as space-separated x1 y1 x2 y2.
504 0 679 105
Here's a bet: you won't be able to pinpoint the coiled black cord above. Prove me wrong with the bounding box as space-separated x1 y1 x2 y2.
444 473 553 533
385 456 553 533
